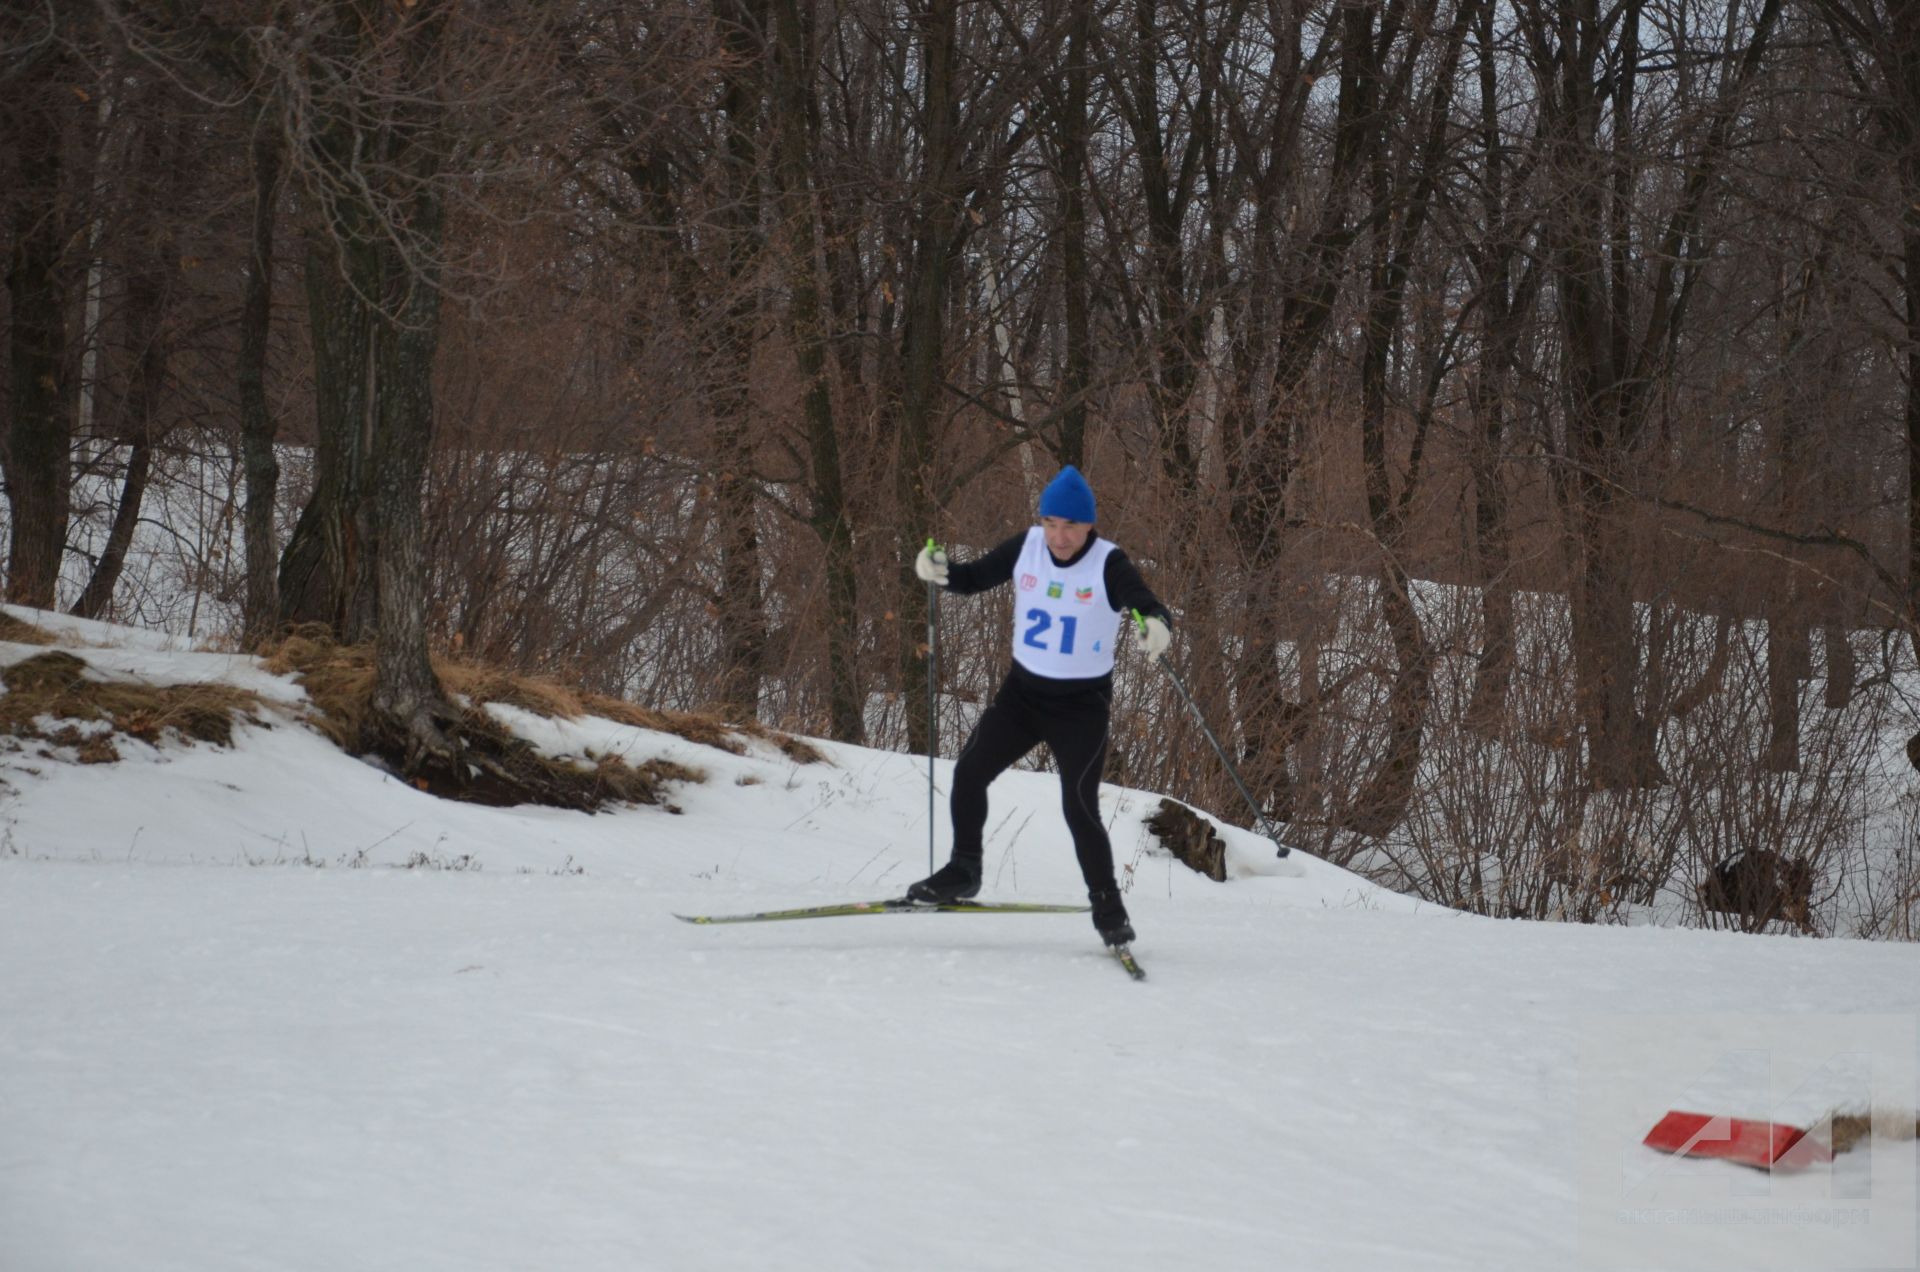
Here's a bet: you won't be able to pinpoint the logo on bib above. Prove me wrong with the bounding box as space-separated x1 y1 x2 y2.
1074 587 1094 603
1020 574 1038 591
1046 581 1063 598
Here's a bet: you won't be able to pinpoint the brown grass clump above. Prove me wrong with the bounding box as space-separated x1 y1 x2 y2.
580 754 707 811
251 629 825 810
261 629 821 765
0 612 58 645
580 693 748 755
577 696 828 765
1826 1110 1920 1155
256 630 724 810
439 660 586 721
0 650 262 753
260 626 376 749
393 721 705 813
264 629 591 743
737 720 829 765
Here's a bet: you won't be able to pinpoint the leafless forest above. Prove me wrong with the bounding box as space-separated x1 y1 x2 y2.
4 0 1919 935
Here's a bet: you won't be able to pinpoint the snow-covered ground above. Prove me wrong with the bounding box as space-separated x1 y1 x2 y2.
2 606 1916 1271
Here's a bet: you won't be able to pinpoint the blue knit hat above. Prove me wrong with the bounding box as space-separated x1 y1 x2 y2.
1038 465 1096 523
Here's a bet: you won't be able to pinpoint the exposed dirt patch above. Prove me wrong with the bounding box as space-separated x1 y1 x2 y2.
1143 798 1229 882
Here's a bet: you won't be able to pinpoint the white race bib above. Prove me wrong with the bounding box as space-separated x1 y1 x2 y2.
1009 527 1125 679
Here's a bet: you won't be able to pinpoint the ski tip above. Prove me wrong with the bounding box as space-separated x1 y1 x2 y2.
673 914 713 924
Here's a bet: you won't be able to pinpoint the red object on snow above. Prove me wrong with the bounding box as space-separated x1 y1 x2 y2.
1642 1110 1833 1169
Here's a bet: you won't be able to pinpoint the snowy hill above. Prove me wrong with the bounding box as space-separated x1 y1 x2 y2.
2 607 1915 1271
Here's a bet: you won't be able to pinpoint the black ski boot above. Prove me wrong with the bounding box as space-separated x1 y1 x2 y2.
1089 887 1135 946
906 856 982 904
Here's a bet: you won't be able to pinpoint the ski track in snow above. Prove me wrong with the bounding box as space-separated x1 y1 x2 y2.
1 607 1916 1271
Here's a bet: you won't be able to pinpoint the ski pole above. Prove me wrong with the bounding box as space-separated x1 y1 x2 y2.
1132 609 1291 858
926 538 940 875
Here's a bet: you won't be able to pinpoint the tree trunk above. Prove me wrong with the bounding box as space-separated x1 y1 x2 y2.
1355 255 1433 832
1227 0 1412 809
1345 2 1467 833
708 0 770 721
1118 0 1209 486
1765 614 1807 773
71 438 151 621
3 62 73 609
895 0 962 756
1823 617 1855 710
277 1 392 641
279 234 377 637
73 101 196 619
1465 398 1517 730
70 273 166 620
361 0 456 762
1551 0 1645 790
76 222 169 621
1463 0 1530 731
1537 0 1780 787
240 116 284 650
367 210 446 757
1568 495 1649 787
1907 217 1920 671
770 0 863 742
1056 0 1092 470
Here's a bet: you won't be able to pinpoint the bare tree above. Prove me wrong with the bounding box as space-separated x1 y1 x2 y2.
255 0 568 774
72 91 207 620
1344 0 1476 835
1810 0 1920 767
1520 0 1784 788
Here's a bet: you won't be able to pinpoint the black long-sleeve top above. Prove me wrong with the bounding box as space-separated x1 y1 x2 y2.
944 530 1172 695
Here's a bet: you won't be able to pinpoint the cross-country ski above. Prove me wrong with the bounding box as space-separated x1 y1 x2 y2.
675 897 1091 924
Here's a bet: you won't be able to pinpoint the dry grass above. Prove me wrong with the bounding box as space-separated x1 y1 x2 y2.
3 634 806 822
0 650 263 754
0 612 58 645
388 720 708 813
260 628 822 765
579 693 748 755
737 720 829 765
262 630 595 748
4 628 818 812
260 627 375 749
1827 1109 1920 1155
441 660 588 721
578 754 708 809
252 630 836 811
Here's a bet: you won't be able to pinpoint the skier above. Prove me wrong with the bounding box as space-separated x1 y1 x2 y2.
910 464 1173 947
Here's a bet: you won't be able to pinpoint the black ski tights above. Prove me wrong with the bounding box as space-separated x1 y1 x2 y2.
949 673 1114 891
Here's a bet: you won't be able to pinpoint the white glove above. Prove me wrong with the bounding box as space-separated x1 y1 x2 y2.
1137 615 1171 662
914 543 949 586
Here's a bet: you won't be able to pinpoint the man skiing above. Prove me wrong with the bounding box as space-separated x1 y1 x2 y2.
910 464 1173 948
